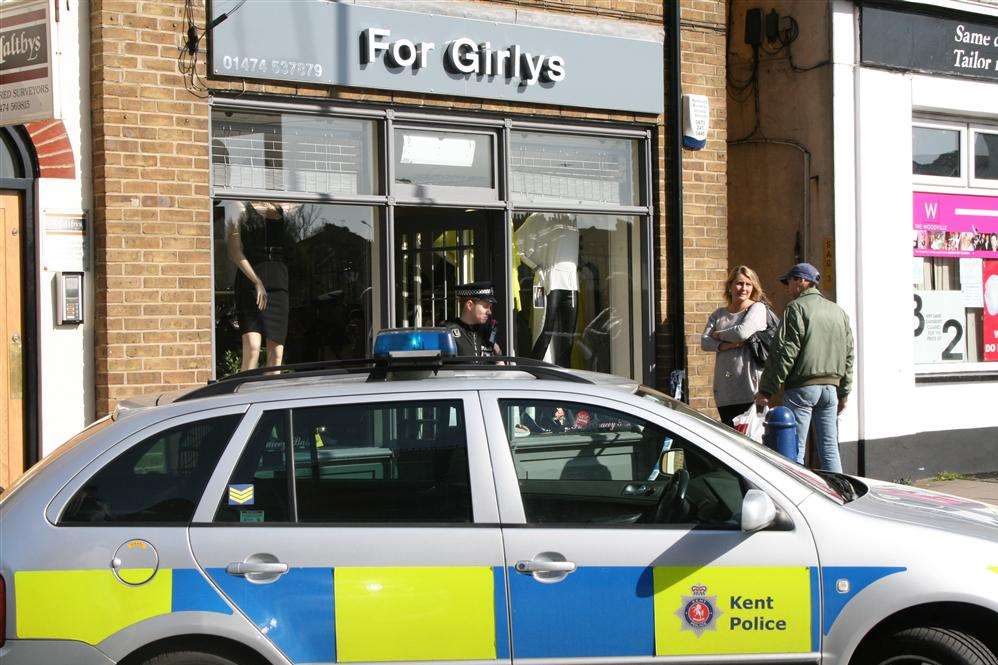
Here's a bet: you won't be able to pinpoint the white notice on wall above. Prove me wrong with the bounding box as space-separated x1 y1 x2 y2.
912 257 925 287
959 258 983 308
43 214 87 272
400 134 476 167
913 290 966 364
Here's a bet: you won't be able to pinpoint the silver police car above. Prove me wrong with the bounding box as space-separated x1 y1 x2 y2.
1 329 996 665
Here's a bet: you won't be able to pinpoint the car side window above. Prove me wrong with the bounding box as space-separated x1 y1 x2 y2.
499 399 745 526
61 414 242 524
216 410 293 523
216 400 472 523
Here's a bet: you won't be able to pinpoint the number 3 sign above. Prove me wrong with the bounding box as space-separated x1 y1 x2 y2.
914 290 966 363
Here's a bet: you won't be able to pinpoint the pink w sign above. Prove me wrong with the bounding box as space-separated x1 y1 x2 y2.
913 192 998 259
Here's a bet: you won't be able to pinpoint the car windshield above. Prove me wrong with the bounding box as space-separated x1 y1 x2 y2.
0 416 114 502
635 386 849 504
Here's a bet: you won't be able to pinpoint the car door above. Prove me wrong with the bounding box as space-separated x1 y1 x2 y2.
190 391 510 665
480 389 821 664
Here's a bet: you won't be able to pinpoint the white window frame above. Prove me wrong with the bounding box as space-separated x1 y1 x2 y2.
912 118 968 187
970 123 998 189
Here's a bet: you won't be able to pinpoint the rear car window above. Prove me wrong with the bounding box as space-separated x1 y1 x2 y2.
216 400 471 523
60 415 242 524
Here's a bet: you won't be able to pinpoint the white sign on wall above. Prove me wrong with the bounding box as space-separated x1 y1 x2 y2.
913 290 966 363
0 0 56 126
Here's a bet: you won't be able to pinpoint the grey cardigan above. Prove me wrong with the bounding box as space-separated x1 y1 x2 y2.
701 302 767 407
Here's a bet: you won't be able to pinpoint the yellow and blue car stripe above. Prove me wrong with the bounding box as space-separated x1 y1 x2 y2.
15 564 915 662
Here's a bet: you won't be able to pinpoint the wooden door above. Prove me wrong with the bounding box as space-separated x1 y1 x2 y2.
0 191 24 491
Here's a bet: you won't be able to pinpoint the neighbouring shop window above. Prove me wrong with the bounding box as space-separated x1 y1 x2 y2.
912 120 998 368
1 131 24 179
512 211 639 375
912 124 962 180
973 129 998 184
509 132 640 207
212 200 377 376
211 109 380 196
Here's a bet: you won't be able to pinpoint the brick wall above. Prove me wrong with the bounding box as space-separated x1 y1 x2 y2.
678 0 728 414
90 0 726 415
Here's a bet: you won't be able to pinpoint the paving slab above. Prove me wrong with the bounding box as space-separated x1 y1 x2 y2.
912 478 998 505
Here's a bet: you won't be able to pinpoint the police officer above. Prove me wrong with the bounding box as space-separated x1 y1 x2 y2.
445 281 502 357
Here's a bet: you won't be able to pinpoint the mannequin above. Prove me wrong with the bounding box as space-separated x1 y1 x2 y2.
225 201 294 371
517 212 579 366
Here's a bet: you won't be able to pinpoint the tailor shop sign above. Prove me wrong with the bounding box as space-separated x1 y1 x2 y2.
861 4 998 81
209 0 663 114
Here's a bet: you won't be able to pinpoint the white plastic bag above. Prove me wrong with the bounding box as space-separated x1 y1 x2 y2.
732 404 767 443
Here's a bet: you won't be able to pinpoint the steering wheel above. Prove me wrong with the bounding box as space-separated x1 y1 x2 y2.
652 469 690 524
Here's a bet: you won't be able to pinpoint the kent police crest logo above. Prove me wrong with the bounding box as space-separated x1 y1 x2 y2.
675 583 721 636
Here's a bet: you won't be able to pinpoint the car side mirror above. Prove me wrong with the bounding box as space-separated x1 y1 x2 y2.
741 489 777 532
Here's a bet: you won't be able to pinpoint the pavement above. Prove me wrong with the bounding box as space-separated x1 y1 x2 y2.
913 475 998 505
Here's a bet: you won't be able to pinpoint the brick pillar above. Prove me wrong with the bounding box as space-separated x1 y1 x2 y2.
91 0 212 415
680 0 728 414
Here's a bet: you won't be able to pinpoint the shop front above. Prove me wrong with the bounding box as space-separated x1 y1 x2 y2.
206 1 661 382
844 0 998 477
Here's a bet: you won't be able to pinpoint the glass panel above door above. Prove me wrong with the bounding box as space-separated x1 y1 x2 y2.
393 128 496 199
510 132 641 207
211 109 380 196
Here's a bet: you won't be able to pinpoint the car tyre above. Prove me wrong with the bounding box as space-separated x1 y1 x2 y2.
858 627 998 665
138 649 245 665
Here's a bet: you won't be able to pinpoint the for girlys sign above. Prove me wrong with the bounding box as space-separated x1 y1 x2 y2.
913 192 998 259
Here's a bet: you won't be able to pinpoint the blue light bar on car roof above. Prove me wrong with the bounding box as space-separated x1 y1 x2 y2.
373 328 458 359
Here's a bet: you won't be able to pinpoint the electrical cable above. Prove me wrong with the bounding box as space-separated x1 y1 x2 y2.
178 0 248 98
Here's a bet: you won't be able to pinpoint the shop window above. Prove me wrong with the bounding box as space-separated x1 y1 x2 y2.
211 109 380 196
912 123 964 182
972 129 998 186
512 212 640 376
212 200 378 377
912 119 998 372
509 132 640 207
392 127 497 199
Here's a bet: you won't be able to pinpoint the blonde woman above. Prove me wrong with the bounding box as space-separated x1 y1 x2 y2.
701 265 773 427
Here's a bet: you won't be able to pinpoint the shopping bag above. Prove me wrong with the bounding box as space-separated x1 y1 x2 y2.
732 404 767 443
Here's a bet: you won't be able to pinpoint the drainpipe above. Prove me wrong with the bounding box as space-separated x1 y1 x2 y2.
667 0 687 401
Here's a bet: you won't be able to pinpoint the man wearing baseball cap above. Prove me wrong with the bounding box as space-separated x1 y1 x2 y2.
755 262 854 472
445 281 503 357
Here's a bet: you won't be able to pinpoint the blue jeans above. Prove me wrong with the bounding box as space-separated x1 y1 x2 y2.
782 385 842 473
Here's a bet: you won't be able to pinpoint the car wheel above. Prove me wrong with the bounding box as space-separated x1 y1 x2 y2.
858 627 998 665
139 649 245 665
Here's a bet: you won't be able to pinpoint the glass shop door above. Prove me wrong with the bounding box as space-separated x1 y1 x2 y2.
394 207 504 335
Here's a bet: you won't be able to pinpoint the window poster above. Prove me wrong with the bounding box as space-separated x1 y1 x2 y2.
984 261 998 362
914 290 967 364
959 258 983 308
913 192 998 259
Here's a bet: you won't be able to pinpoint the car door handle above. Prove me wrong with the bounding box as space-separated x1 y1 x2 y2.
226 561 289 576
515 560 577 574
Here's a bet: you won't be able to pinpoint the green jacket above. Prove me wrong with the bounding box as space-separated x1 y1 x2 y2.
759 288 854 398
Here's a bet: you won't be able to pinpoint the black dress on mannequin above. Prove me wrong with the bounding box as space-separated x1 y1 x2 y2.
234 204 293 345
531 289 578 367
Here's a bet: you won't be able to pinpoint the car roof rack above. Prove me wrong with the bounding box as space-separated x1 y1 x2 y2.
176 355 594 402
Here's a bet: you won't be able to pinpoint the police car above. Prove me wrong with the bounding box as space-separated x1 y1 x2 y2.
1 329 996 665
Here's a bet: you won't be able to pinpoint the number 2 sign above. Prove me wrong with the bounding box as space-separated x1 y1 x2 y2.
914 290 966 363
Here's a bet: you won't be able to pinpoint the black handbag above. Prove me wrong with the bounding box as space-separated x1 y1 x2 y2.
748 306 780 367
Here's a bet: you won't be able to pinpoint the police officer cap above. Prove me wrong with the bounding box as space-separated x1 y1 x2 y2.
455 281 498 304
